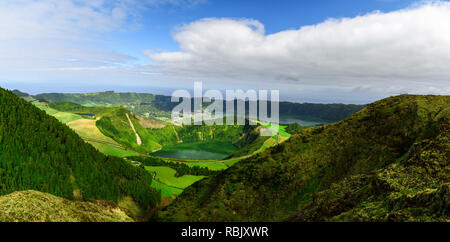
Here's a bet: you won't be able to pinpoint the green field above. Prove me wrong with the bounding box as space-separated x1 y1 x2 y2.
33 101 83 124
87 141 139 158
66 119 120 144
151 180 183 198
145 166 205 189
52 112 84 124
153 141 238 160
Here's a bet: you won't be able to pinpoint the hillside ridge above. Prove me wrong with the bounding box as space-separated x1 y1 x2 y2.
160 95 449 222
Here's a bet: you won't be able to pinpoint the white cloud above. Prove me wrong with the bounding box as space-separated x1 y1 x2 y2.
145 2 450 97
0 0 207 87
1 0 449 103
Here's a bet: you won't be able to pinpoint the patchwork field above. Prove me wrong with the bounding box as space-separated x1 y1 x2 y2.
66 119 119 144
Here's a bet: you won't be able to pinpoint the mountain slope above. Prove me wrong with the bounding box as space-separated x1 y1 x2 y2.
160 95 449 222
0 88 159 209
0 190 133 222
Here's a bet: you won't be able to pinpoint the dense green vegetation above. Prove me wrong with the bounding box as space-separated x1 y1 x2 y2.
0 88 160 209
284 123 304 134
132 156 221 177
161 95 449 222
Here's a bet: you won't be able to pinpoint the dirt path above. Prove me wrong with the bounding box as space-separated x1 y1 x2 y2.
172 126 182 143
126 113 142 146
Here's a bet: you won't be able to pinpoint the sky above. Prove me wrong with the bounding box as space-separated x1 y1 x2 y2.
1 0 450 104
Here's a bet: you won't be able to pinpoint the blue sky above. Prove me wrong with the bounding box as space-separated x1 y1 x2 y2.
108 0 416 64
1 0 449 103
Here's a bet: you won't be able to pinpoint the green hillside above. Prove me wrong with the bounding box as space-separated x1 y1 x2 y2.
160 95 449 222
0 190 133 222
0 88 159 210
96 111 266 157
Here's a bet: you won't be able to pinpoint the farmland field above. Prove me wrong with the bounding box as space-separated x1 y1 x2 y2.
66 119 119 144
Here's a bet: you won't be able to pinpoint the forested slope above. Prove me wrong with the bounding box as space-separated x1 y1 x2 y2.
161 95 449 222
0 88 159 208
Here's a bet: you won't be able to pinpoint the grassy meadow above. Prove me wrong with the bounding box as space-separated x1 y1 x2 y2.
145 166 205 198
87 141 139 158
145 166 205 189
33 101 83 124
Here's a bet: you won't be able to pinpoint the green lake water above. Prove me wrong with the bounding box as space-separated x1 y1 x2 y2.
153 141 238 160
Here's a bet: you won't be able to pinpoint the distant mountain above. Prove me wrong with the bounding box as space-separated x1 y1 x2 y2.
11 89 30 97
34 91 365 123
34 91 175 119
11 89 35 102
0 88 160 217
278 101 364 122
161 95 449 222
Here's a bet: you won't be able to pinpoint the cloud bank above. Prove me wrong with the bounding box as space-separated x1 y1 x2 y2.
145 2 450 97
